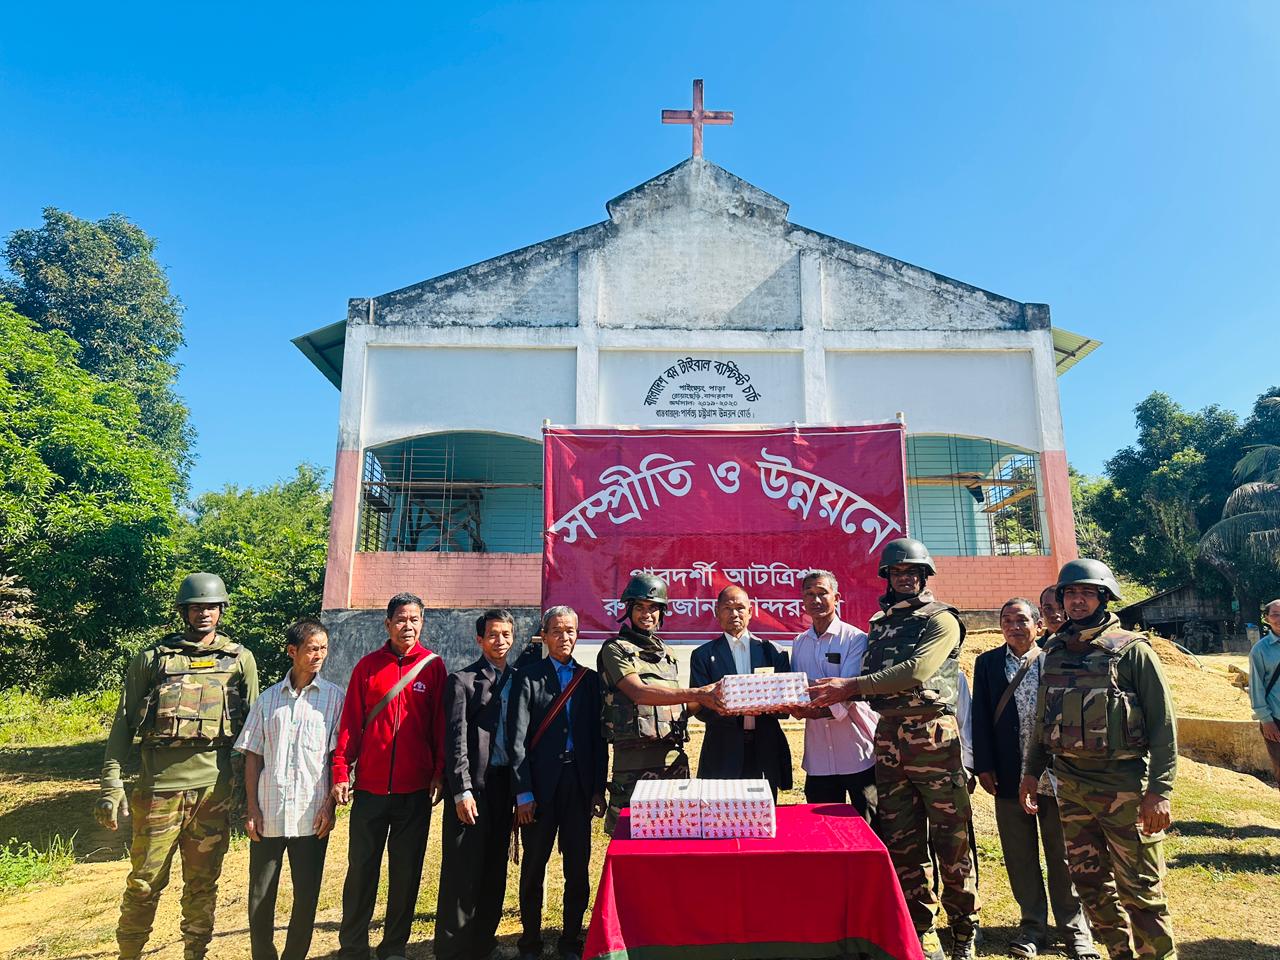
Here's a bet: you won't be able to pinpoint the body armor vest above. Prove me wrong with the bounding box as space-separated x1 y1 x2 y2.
1038 628 1150 760
863 600 966 717
137 636 248 748
600 633 688 748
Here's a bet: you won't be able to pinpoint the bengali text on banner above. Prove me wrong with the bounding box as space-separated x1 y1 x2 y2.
541 423 908 641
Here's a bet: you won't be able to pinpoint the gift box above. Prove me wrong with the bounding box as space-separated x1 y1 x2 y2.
719 671 811 715
699 778 776 839
629 778 703 839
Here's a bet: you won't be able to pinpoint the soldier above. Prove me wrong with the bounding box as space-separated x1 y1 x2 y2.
597 573 724 835
809 538 978 960
1020 559 1178 960
96 572 260 960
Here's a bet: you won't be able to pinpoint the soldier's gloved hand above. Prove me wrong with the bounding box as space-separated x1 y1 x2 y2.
95 780 129 831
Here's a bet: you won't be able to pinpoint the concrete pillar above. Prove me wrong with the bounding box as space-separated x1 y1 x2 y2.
322 306 371 611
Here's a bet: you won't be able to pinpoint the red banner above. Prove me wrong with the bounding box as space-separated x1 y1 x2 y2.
542 424 907 641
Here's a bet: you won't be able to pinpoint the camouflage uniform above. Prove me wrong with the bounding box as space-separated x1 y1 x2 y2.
597 624 690 835
860 591 979 942
1024 614 1177 960
101 633 259 960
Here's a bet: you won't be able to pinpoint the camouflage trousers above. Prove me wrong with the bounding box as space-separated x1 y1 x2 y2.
117 782 232 960
1056 778 1176 960
873 713 979 938
604 742 689 836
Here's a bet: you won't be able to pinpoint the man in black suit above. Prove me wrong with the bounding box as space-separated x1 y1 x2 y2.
972 598 1094 959
508 605 607 960
689 585 793 798
434 609 517 960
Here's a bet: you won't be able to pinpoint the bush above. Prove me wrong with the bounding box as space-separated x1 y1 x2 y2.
0 688 117 747
0 834 75 895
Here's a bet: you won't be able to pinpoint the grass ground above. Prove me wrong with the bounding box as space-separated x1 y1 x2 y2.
1 715 1279 960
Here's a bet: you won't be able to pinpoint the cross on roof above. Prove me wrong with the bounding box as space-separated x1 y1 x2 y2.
661 79 733 158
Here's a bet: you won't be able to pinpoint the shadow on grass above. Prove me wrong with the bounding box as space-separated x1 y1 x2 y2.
1180 938 1280 960
1172 819 1280 840
0 739 132 863
1168 850 1280 875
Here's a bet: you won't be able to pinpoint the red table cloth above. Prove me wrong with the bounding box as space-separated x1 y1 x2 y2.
584 803 923 960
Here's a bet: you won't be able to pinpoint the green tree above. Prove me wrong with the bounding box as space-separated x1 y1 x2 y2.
172 465 331 681
1090 392 1244 592
1 208 192 489
0 301 179 690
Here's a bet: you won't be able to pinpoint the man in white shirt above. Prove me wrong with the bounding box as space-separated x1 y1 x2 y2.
789 570 879 825
236 619 344 960
690 585 793 798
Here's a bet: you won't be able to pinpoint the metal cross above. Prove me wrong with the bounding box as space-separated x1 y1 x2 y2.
661 79 733 158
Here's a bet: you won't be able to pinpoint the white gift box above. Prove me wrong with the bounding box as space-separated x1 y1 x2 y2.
700 778 776 839
628 778 703 839
719 671 811 715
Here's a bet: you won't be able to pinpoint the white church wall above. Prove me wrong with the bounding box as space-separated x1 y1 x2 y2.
820 252 1027 331
596 349 805 425
824 349 1041 450
599 207 802 331
361 344 576 446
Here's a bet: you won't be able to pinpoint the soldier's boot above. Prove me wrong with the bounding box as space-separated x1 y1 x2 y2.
919 928 945 960
949 931 976 960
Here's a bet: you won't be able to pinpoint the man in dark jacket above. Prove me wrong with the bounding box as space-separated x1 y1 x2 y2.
973 598 1093 959
690 585 792 798
434 609 517 960
508 606 607 960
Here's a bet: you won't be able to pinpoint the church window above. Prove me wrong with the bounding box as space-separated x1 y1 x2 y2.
906 435 1048 557
358 433 542 553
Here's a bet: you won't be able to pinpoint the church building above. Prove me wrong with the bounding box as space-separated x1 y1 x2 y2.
294 86 1097 669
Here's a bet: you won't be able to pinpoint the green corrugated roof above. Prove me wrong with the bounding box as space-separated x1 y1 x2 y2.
292 320 346 388
1052 326 1102 375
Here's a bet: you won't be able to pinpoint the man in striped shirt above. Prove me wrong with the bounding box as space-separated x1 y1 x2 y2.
236 618 344 960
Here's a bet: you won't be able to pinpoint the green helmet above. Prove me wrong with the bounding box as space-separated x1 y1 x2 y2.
877 537 937 578
620 573 669 608
1055 558 1122 603
176 572 229 606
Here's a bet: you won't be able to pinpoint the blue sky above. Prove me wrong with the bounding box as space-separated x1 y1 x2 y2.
3 3 1277 495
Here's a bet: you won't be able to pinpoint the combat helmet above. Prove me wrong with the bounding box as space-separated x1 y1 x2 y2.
176 572 229 606
620 573 669 607
877 537 937 578
1054 558 1123 603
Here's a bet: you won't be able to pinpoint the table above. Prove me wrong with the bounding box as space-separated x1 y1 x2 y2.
584 803 923 960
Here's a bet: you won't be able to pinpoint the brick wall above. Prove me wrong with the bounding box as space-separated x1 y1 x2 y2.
349 552 542 609
930 555 1061 611
348 550 1059 614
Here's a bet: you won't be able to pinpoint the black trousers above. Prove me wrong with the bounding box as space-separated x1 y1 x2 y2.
248 834 329 960
338 789 433 960
434 767 515 960
739 731 781 801
518 763 592 955
804 767 879 829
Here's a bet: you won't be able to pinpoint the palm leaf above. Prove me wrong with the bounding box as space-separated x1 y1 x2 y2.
1199 508 1280 563
1233 445 1280 485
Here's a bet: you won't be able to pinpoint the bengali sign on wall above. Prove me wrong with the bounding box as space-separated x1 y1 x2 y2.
597 350 805 426
541 424 908 641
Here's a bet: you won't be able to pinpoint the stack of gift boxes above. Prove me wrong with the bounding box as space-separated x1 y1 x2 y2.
718 671 811 715
629 778 776 839
627 671 811 839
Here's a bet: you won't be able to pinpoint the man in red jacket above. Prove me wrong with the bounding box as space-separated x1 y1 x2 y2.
332 592 446 960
